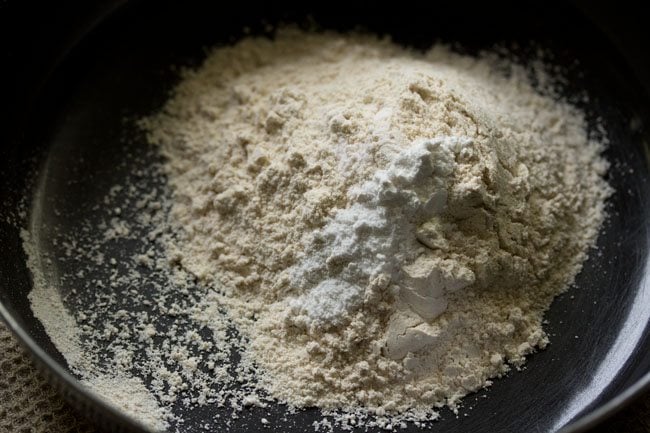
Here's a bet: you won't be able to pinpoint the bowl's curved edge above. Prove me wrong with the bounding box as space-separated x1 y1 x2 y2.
0 301 153 432
0 0 157 431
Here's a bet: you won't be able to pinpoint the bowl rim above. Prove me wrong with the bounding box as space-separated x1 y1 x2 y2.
0 302 150 432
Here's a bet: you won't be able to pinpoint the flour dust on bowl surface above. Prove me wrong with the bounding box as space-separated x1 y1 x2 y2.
1 2 650 433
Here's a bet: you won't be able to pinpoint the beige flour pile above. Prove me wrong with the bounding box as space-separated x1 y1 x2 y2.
140 29 611 423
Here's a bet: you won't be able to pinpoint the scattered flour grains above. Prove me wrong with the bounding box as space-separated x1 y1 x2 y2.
139 29 611 424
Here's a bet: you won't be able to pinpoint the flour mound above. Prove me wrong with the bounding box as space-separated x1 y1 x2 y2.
140 30 610 421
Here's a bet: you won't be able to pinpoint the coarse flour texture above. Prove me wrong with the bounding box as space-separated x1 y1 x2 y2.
141 30 610 420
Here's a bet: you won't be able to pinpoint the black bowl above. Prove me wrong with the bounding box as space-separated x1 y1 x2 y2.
1 1 650 432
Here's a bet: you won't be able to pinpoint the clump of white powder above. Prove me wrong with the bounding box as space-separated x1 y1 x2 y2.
288 137 471 331
139 28 611 423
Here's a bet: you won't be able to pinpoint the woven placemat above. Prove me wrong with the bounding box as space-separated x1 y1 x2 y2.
1 319 648 433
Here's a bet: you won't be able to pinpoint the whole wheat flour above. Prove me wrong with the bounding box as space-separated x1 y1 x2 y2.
21 28 612 432
139 29 611 423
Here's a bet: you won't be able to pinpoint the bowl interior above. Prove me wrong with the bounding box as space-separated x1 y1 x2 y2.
1 2 650 432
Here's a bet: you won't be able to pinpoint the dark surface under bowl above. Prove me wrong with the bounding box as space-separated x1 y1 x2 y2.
1 1 650 432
